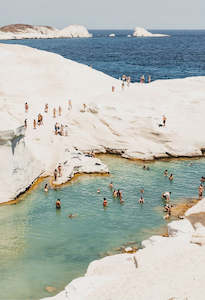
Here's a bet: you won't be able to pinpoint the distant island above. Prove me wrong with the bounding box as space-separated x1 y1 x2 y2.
133 27 169 37
0 24 92 40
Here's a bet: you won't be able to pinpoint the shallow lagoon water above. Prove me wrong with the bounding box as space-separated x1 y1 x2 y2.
0 156 204 300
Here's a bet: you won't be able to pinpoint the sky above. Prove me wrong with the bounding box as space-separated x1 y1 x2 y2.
1 0 205 30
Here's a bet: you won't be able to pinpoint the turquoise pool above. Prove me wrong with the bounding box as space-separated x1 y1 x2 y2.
0 155 204 300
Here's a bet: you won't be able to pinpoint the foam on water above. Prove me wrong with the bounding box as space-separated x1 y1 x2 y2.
0 156 204 300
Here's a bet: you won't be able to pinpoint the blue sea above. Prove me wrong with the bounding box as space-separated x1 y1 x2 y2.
0 30 205 300
1 29 205 82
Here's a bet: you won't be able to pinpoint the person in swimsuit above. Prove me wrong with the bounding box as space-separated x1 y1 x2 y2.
169 174 174 181
56 199 61 209
103 198 108 207
53 108 56 118
25 102 29 113
33 119 36 129
138 196 144 204
44 184 49 192
54 169 58 181
162 191 171 202
198 184 204 200
164 169 168 176
162 115 167 126
109 182 113 189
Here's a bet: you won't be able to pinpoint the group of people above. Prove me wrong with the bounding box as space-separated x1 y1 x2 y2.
24 99 72 133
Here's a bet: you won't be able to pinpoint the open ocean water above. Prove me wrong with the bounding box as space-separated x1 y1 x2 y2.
1 29 205 82
0 30 205 300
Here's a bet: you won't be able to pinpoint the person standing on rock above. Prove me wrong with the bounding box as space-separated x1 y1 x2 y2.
148 75 151 83
54 169 58 181
162 115 167 126
25 102 29 113
68 99 72 110
44 103 48 113
24 119 27 129
112 86 115 92
58 164 62 177
58 106 62 116
53 108 56 118
198 184 204 200
33 119 36 129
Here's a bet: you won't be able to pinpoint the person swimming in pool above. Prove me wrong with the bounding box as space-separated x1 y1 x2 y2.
103 198 108 207
169 173 174 181
56 199 61 209
138 196 144 204
113 190 118 198
109 182 113 189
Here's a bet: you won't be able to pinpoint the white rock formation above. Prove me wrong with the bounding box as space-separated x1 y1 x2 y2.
1 43 205 300
0 43 205 204
133 27 169 37
0 24 92 40
109 33 115 37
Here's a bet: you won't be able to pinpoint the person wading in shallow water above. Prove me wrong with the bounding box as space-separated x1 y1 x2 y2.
103 198 108 207
56 199 61 209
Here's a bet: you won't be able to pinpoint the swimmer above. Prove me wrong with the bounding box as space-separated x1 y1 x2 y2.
113 190 118 198
117 189 122 198
109 182 113 189
140 188 144 194
56 199 61 209
97 189 100 193
143 165 146 170
164 169 168 176
138 196 144 204
169 173 174 181
103 198 108 207
200 176 205 183
162 191 171 202
44 183 49 192
68 214 78 218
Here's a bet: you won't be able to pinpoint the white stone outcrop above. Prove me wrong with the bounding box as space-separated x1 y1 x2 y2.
0 24 92 40
133 27 169 37
1 43 205 203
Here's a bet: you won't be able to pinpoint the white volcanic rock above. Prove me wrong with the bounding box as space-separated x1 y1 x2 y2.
0 24 92 40
60 25 92 38
133 27 169 37
168 219 195 238
1 43 205 203
185 198 205 216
